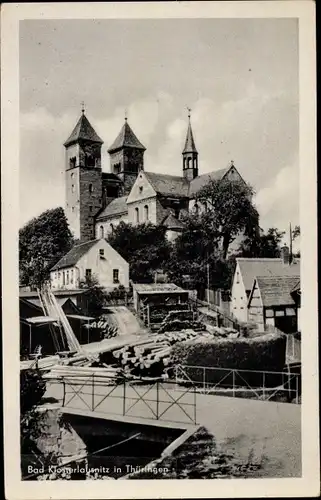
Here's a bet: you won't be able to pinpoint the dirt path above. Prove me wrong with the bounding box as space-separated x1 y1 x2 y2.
104 306 147 336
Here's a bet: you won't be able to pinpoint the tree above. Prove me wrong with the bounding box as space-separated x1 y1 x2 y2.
20 369 46 476
108 222 171 283
195 178 259 259
164 219 232 295
292 225 300 241
19 207 74 288
237 227 285 258
79 273 107 317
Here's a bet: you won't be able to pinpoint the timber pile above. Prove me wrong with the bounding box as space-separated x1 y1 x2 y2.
43 365 124 385
111 329 200 377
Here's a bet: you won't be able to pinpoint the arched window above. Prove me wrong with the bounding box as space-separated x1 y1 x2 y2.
135 207 139 224
144 205 149 221
86 155 95 167
89 183 93 194
194 202 199 215
187 158 191 169
99 225 104 239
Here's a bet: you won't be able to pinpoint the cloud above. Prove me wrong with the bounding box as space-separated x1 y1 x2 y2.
255 160 299 235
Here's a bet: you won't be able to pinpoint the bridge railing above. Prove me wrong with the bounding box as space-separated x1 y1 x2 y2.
174 364 301 404
46 375 197 424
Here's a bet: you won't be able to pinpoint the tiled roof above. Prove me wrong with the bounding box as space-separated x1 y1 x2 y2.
108 120 146 153
161 213 185 230
51 240 98 271
102 172 122 183
144 171 189 198
237 258 301 292
64 113 103 147
255 275 300 307
95 196 128 220
182 121 198 154
188 167 231 197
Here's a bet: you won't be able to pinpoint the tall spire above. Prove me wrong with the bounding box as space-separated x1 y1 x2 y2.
182 108 198 180
182 107 198 154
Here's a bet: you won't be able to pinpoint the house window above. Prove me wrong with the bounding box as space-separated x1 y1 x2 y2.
71 184 75 193
70 171 75 178
113 269 119 284
66 271 69 285
70 269 73 284
286 308 296 316
99 249 104 257
62 271 65 285
85 269 92 280
135 207 139 223
265 309 274 318
275 310 285 317
69 158 76 168
89 183 93 194
99 225 104 239
193 203 199 215
144 204 149 221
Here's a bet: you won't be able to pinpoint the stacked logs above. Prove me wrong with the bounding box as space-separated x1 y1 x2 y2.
111 329 200 378
43 364 123 386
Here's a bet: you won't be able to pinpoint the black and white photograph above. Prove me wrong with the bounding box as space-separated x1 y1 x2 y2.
1 2 318 499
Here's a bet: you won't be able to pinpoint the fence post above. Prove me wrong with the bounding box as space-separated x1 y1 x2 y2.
194 385 197 424
263 371 265 400
232 370 235 398
62 379 66 407
123 379 126 416
296 374 299 404
156 381 159 420
203 367 206 393
92 374 95 411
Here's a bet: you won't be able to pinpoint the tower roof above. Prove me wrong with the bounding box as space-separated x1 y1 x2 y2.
108 120 146 153
182 119 198 155
64 113 103 147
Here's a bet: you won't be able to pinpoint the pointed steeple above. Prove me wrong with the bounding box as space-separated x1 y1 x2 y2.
182 108 198 181
64 112 103 147
108 119 146 153
108 118 146 194
182 110 198 154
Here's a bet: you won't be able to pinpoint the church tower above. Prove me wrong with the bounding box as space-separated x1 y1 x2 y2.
64 107 103 242
108 117 146 195
182 110 198 181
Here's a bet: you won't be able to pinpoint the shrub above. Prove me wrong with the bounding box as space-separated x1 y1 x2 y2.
171 332 286 386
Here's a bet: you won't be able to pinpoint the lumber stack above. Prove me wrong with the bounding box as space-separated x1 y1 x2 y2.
111 329 200 377
43 364 123 386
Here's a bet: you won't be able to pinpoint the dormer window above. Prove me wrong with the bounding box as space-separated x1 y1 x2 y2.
86 155 95 167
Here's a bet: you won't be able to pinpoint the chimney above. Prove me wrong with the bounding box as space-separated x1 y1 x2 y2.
280 244 290 265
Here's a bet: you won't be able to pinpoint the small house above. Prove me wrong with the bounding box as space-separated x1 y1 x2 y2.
50 239 129 291
230 248 300 323
247 275 300 333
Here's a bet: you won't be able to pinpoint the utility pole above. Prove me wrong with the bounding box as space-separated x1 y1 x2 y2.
206 248 210 304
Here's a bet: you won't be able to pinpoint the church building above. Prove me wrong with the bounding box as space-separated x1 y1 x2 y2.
64 107 246 243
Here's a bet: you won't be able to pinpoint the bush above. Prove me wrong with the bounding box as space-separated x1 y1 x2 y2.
171 332 286 387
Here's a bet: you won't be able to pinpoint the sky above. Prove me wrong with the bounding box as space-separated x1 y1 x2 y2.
20 18 299 241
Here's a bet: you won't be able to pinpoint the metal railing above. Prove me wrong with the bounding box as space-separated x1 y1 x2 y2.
48 376 197 424
174 364 301 404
